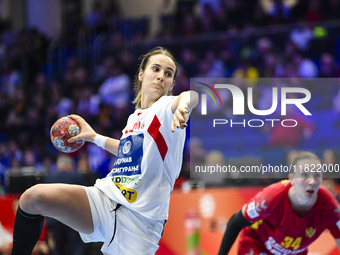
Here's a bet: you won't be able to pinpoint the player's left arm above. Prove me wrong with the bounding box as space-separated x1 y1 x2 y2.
218 205 253 254
171 90 199 132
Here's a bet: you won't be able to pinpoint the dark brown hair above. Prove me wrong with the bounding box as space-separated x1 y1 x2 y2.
132 46 178 109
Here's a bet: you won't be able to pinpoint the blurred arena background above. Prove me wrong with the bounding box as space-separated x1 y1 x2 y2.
0 0 340 254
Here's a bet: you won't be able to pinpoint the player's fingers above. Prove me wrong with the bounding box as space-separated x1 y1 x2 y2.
176 111 184 124
67 135 80 143
172 112 182 130
67 138 75 143
178 108 188 123
174 114 181 129
180 122 187 129
67 114 79 120
68 114 87 125
171 118 176 132
67 114 84 124
178 109 186 121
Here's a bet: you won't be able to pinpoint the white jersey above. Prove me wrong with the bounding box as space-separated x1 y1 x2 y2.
94 96 186 221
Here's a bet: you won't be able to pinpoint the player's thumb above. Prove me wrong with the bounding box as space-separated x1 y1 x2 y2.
67 136 79 143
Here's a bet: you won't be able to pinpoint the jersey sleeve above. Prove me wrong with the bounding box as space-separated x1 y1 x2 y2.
154 96 178 124
158 95 192 126
323 189 340 238
243 181 286 222
163 95 178 121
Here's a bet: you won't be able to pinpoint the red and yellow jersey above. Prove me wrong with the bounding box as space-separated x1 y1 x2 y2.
239 180 340 255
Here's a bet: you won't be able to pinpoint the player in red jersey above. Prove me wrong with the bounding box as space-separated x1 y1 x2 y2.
218 151 340 255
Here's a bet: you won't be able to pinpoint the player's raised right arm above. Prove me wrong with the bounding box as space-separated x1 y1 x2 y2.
68 114 120 156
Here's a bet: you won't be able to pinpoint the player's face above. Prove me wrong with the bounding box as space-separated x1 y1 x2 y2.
139 54 176 105
291 159 322 200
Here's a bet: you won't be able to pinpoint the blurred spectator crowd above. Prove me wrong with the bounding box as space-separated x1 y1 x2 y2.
0 0 340 193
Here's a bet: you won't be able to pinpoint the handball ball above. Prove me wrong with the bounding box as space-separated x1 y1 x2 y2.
50 117 85 153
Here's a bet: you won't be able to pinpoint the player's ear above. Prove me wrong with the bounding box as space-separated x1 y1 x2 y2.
288 173 294 182
169 83 174 91
139 69 143 81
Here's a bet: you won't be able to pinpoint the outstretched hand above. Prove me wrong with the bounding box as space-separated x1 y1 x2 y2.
67 114 97 143
171 103 188 132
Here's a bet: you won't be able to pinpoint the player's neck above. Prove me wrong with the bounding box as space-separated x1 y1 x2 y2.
140 92 158 109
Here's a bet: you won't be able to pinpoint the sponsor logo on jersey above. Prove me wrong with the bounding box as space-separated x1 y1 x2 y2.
247 201 259 219
256 200 268 212
111 164 139 174
111 134 143 177
112 176 141 186
246 200 268 219
305 227 316 238
122 141 131 154
115 183 137 202
125 121 145 134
